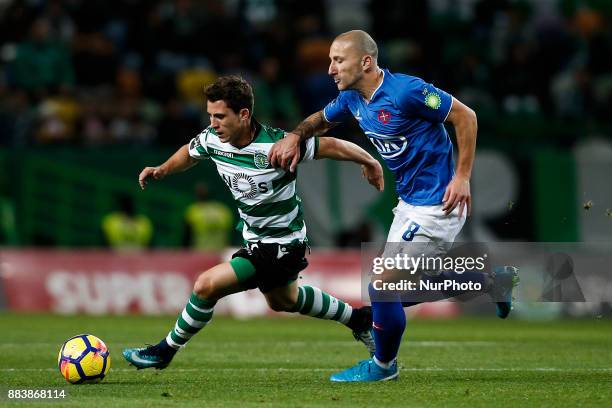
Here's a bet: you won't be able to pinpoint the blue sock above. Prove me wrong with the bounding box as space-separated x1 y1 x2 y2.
369 283 406 363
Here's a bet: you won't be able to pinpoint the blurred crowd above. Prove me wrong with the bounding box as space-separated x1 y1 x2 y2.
0 0 611 147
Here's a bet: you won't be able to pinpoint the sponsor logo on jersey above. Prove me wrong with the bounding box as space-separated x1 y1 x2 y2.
231 173 258 198
213 149 234 158
365 133 408 159
424 92 442 109
254 152 269 169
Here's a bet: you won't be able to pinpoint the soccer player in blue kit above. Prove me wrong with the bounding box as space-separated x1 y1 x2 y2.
268 30 519 382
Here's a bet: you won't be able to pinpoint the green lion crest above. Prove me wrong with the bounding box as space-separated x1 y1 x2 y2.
254 152 269 169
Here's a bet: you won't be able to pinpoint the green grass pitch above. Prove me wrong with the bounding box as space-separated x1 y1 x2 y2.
1 313 611 407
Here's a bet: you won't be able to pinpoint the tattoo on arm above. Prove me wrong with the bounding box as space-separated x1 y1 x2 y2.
292 111 337 141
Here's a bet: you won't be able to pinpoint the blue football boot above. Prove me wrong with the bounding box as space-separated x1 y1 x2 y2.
330 358 398 382
491 266 520 319
123 344 175 370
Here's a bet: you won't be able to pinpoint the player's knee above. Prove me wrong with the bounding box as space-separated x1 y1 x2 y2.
193 274 217 300
266 298 295 312
267 301 286 312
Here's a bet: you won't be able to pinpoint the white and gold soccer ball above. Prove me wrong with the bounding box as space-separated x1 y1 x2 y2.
58 334 110 384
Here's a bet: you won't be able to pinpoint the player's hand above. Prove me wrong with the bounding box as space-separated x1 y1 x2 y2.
362 160 384 192
442 175 471 217
138 166 166 190
268 132 301 172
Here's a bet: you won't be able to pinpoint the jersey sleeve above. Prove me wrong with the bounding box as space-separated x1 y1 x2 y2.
299 136 319 163
188 129 210 160
322 92 352 123
396 77 453 123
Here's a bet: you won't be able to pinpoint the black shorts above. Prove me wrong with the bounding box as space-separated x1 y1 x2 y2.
230 241 308 293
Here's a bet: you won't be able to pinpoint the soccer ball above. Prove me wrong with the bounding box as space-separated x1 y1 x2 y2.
58 334 110 384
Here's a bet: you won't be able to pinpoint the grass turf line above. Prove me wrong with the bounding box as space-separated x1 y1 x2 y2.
0 313 611 407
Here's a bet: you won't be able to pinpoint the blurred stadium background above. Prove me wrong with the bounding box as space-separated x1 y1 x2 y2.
0 0 611 320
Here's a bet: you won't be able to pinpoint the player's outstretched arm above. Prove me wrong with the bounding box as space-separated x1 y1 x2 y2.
138 144 198 190
315 137 384 192
443 97 477 216
268 110 337 173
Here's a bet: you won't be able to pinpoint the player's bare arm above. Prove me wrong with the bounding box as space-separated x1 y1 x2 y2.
442 97 477 217
268 110 337 172
138 144 198 190
315 137 384 191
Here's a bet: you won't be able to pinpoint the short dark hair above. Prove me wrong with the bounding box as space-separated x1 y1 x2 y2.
204 75 254 115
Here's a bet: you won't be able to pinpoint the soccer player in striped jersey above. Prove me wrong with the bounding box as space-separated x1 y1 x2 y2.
122 75 383 370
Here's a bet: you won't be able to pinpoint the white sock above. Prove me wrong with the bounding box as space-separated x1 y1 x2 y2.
373 355 395 369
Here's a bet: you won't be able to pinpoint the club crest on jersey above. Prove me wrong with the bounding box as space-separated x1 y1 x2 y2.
377 110 391 124
254 152 269 169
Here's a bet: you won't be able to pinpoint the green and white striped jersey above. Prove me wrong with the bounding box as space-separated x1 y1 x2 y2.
188 122 319 244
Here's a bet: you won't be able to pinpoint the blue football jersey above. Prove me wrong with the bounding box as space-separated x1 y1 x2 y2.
323 69 454 205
